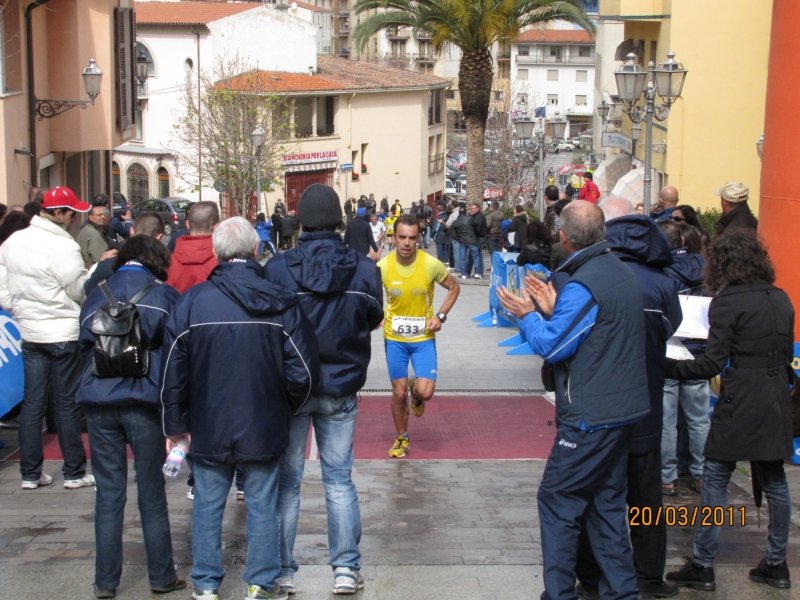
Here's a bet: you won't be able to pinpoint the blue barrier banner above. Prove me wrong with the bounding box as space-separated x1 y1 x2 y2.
488 252 518 310
523 264 550 283
0 310 24 417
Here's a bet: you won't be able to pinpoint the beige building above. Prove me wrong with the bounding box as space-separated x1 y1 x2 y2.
0 0 134 209
228 56 450 212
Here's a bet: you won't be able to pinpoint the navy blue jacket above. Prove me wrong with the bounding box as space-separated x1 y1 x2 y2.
160 259 319 465
265 232 383 397
84 257 115 297
606 215 682 454
343 216 378 256
76 265 180 407
663 248 707 357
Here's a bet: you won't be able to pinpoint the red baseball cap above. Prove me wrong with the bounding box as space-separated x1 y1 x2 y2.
41 187 92 212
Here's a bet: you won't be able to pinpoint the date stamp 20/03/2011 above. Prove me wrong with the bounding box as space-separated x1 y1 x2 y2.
629 505 747 527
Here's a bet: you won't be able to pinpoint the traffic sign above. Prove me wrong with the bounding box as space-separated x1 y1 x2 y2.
339 163 354 171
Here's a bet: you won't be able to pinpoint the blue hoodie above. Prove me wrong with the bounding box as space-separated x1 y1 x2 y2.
265 232 384 397
663 247 708 357
605 215 682 454
161 259 319 465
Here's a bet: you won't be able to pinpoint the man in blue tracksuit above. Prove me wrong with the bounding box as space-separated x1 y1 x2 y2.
498 200 649 600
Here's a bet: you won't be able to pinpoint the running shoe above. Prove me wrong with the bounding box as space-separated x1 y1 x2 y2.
408 377 425 417
187 487 195 501
275 577 296 595
245 584 288 599
64 473 96 489
21 473 53 490
236 490 245 501
333 567 364 595
388 435 409 458
192 590 219 600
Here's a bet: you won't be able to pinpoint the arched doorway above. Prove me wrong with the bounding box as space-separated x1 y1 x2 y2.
126 163 149 207
157 167 170 197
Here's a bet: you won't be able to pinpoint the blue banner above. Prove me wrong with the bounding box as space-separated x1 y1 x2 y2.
0 310 24 417
489 252 519 310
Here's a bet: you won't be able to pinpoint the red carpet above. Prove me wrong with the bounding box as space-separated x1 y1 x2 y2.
5 396 556 462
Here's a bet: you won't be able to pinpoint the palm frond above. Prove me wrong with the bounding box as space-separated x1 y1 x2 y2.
351 10 418 49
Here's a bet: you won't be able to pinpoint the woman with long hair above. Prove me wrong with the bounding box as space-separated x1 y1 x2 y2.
671 205 710 253
77 235 184 598
517 220 553 268
666 231 795 591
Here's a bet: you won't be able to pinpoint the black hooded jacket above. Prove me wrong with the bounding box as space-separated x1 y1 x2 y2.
161 259 320 465
605 215 682 454
663 248 708 357
266 232 384 397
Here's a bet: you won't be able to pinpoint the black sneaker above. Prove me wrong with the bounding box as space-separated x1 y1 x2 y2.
151 578 187 594
666 557 716 591
749 558 791 589
639 580 679 598
93 586 115 599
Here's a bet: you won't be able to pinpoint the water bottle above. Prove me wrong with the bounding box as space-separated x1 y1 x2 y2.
162 436 190 478
492 308 498 327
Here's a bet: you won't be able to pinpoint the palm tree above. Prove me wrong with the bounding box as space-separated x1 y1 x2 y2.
353 0 594 206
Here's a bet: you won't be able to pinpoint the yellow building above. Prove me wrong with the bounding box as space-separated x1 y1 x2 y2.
599 0 771 212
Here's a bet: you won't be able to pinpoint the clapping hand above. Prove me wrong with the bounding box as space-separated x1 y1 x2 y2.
497 286 536 320
525 276 557 317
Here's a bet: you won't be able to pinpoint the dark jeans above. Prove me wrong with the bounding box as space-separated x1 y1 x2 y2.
576 448 666 591
87 404 176 590
486 236 502 255
436 240 450 263
18 341 87 481
538 424 638 600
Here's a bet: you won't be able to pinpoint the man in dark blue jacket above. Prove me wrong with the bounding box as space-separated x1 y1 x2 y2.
498 200 648 600
161 216 319 600
573 198 682 599
266 184 383 596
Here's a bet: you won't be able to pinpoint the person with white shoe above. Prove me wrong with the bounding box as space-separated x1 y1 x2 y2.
0 187 110 490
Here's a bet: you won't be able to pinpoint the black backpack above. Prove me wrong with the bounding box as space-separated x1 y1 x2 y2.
91 279 161 378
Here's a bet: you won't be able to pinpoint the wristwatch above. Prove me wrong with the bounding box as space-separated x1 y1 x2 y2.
436 312 447 323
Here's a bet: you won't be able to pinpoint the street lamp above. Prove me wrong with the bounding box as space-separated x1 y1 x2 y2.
614 52 687 215
515 111 567 219
36 58 104 120
136 50 151 88
756 133 764 159
251 124 266 212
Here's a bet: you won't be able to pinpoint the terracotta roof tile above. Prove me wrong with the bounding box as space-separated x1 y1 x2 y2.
135 1 259 26
225 56 450 93
517 29 594 44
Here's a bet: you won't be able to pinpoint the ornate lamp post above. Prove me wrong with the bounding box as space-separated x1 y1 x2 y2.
515 112 567 218
251 124 266 212
614 52 687 215
136 50 151 92
35 59 103 120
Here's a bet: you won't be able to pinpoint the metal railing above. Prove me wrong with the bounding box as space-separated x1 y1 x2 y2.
516 53 594 65
414 49 437 61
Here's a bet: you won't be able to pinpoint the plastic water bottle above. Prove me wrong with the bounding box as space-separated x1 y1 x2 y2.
162 436 189 478
492 308 498 327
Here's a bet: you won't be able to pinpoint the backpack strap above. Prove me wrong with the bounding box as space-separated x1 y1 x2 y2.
98 281 120 306
128 279 162 305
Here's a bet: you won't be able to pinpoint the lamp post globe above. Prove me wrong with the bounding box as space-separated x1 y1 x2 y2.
614 53 647 102
514 118 535 140
631 123 642 142
251 124 265 148
653 52 688 103
597 100 610 120
550 112 568 140
82 59 103 103
136 50 151 85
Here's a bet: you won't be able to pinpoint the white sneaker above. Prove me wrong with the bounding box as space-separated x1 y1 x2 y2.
275 577 296 595
192 590 219 600
473 274 483 279
64 473 96 489
460 275 467 279
21 473 53 489
333 567 364 595
187 486 195 500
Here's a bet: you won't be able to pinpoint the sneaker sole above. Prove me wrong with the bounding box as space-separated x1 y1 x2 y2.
64 483 95 489
670 580 716 591
749 574 791 589
332 583 365 595
388 450 407 458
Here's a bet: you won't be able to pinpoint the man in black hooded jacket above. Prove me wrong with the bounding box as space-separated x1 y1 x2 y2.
575 197 682 599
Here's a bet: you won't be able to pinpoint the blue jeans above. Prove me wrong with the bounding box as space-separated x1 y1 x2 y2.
191 459 282 590
436 240 449 264
486 236 502 255
693 459 790 567
259 239 278 256
459 243 481 277
278 393 361 576
87 404 175 590
450 239 462 273
18 341 87 481
661 378 710 482
424 227 431 246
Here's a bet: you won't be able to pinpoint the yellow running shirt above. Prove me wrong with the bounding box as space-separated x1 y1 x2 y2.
378 250 448 343
385 215 397 236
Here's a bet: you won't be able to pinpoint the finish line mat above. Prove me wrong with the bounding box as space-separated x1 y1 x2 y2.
5 395 556 463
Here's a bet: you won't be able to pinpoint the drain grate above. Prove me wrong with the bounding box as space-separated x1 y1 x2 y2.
360 388 544 394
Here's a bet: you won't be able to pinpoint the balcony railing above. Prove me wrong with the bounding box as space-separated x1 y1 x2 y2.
516 53 594 65
414 49 437 62
316 123 336 137
338 27 350 36
415 29 432 39
497 51 511 60
388 52 408 60
386 26 410 40
428 152 444 175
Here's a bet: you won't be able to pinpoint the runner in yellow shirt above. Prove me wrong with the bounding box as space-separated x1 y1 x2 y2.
384 214 397 251
377 214 460 457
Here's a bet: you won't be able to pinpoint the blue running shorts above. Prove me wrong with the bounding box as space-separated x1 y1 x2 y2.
385 339 438 382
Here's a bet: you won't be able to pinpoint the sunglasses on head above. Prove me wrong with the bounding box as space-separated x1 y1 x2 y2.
671 215 686 223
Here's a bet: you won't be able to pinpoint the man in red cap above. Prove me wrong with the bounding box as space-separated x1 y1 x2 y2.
0 187 114 490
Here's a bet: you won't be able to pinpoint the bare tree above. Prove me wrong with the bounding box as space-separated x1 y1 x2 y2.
169 53 298 217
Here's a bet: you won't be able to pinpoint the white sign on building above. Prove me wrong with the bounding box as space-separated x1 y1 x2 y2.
602 132 633 154
282 150 338 165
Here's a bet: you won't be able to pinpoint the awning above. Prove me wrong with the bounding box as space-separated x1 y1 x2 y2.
594 153 633 196
611 167 645 205
283 161 337 173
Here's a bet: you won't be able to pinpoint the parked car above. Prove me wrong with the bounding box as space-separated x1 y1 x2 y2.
112 193 129 218
444 179 457 196
131 197 193 235
571 137 582 149
556 141 575 151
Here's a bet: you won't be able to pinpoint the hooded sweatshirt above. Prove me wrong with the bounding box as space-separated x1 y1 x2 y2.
166 234 218 293
605 215 682 454
160 259 319 464
663 247 708 357
265 231 384 397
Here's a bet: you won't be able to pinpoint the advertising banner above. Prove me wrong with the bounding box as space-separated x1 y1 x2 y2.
0 310 24 417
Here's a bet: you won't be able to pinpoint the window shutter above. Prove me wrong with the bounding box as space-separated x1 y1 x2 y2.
114 8 134 130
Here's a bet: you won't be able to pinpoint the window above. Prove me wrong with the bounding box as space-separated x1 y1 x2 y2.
114 7 136 130
575 95 587 105
361 143 368 173
446 90 456 100
112 162 121 193
547 70 558 81
517 94 527 104
549 46 562 61
494 90 504 101
497 61 510 79
294 97 314 138
518 45 529 57
134 106 143 141
126 164 149 207
317 96 336 136
135 42 155 96
576 70 588 82
158 167 170 197
547 94 558 105
428 89 443 124
1 3 22 92
517 68 528 80
578 46 591 57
